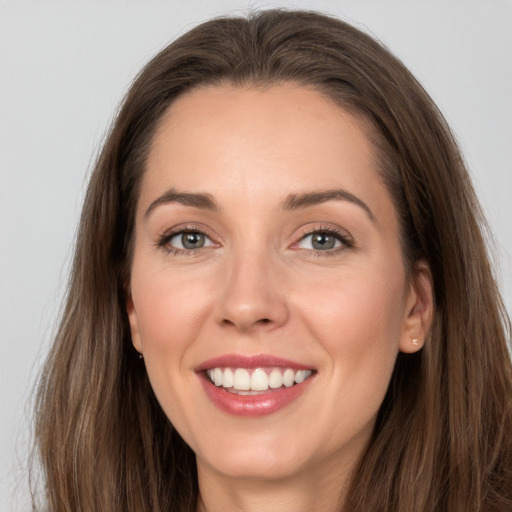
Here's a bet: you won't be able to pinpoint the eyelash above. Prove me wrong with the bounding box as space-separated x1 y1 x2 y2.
156 225 354 257
156 225 215 257
295 225 354 256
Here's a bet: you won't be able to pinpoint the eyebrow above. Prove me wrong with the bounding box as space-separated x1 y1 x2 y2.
281 189 375 221
144 187 374 221
144 188 220 218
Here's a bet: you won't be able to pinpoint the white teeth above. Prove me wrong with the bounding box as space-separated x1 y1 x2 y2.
233 368 251 390
222 368 234 388
294 370 308 384
268 368 283 388
283 368 295 387
213 368 223 387
250 368 269 391
207 367 313 391
295 369 312 383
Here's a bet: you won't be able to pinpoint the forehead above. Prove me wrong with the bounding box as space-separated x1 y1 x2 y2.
141 84 392 220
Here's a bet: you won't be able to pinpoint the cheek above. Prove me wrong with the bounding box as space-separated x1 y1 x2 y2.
128 267 215 432
295 267 406 396
295 274 405 445
128 266 215 422
296 267 406 346
130 265 214 351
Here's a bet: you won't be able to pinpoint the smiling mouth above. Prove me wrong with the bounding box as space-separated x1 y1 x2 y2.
206 367 314 394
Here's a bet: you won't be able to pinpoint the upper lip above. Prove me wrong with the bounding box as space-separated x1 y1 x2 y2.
196 353 314 372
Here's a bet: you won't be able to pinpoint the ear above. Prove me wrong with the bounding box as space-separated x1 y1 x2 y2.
398 260 434 354
126 294 143 354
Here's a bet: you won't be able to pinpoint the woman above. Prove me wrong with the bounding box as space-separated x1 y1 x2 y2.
34 9 512 512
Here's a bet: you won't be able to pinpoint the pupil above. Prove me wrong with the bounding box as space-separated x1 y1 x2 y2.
312 233 335 250
182 232 204 249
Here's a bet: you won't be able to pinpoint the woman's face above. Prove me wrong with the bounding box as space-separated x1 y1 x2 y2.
127 85 431 486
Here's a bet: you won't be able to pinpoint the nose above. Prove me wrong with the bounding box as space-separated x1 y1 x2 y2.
215 250 289 333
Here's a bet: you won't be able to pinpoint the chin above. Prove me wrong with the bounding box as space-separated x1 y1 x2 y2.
201 451 307 481
193 427 323 482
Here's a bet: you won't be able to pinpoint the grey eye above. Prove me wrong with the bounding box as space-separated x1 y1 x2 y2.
299 233 341 251
170 231 212 250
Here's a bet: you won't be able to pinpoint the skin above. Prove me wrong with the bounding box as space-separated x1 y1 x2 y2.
127 84 433 512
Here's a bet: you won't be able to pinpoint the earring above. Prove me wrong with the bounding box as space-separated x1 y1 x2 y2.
138 353 143 360
412 338 419 346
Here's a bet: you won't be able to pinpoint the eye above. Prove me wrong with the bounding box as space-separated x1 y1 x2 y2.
168 231 214 250
156 226 218 256
298 232 341 250
294 228 353 253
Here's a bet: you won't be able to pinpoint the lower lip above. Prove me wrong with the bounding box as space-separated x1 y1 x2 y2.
199 374 313 417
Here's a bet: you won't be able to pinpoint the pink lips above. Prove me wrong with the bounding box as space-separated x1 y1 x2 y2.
196 354 315 417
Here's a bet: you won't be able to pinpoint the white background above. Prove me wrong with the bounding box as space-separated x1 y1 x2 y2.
1 1 511 510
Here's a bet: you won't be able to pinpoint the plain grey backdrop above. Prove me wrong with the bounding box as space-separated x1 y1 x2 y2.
1 1 511 510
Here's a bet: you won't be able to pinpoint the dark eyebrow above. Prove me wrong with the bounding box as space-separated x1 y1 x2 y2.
144 188 220 218
281 189 375 221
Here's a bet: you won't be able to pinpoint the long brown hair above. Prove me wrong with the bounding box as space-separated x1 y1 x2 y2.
33 10 512 511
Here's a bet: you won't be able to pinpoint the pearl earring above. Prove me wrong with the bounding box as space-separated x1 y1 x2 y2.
412 338 419 346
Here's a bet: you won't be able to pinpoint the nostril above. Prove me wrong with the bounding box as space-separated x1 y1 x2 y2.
221 317 272 328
